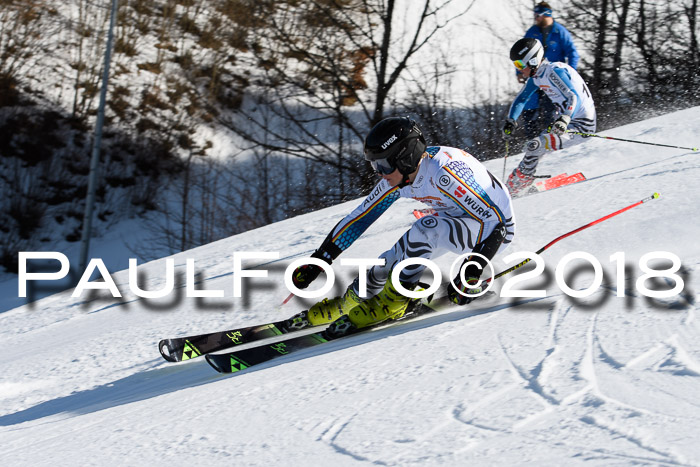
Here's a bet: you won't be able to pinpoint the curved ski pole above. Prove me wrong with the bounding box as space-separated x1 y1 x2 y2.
568 131 698 152
487 192 661 282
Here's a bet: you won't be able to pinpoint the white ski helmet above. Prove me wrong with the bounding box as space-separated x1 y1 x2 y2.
510 38 544 71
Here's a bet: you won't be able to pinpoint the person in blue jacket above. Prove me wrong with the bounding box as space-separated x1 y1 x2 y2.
517 2 580 139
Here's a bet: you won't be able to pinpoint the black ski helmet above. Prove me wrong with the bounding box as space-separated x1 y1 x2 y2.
364 117 426 177
510 38 544 71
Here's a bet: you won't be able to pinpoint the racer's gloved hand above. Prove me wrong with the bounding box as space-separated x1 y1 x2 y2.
503 118 517 138
447 275 483 306
550 115 571 135
291 250 331 289
292 264 322 289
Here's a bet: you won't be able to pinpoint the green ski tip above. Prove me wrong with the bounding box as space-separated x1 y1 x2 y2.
653 192 660 199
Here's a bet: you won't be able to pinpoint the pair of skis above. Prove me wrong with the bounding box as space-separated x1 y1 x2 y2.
531 172 586 193
159 292 495 373
515 172 587 198
158 320 290 363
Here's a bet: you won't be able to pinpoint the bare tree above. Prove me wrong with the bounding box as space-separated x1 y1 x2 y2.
203 0 475 197
560 0 700 129
0 0 53 102
590 0 609 96
609 0 631 94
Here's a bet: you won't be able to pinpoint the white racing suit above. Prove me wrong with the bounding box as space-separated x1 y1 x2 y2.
508 60 597 175
317 146 516 298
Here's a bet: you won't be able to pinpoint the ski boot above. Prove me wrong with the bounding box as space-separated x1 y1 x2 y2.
283 287 363 333
324 275 416 339
506 168 535 197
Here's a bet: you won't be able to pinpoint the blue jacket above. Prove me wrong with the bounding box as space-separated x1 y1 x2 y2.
525 21 579 68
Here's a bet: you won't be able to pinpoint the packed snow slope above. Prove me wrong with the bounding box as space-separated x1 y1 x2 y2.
2 107 700 466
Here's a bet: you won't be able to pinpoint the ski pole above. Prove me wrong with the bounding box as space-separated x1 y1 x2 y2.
487 192 660 282
502 141 549 181
281 292 294 305
568 131 699 152
502 140 509 181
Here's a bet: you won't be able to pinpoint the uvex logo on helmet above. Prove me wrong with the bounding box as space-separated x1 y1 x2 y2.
381 134 398 150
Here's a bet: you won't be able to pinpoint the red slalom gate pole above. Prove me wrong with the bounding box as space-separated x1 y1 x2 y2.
487 192 661 282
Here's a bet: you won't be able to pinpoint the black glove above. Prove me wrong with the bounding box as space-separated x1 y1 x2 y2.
447 276 482 305
447 224 506 304
291 250 331 289
503 118 517 138
550 115 571 135
447 253 490 305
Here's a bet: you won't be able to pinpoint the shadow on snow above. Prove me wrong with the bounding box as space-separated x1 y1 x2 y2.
0 296 548 427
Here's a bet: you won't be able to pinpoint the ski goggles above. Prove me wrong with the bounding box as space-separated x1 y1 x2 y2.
370 157 396 175
513 59 527 70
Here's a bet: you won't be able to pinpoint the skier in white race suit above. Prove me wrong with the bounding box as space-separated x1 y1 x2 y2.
503 37 596 196
285 117 516 339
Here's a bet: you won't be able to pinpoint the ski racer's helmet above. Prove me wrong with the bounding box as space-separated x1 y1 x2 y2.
510 38 544 72
364 117 427 177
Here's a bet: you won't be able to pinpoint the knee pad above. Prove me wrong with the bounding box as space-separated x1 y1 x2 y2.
520 136 549 174
525 136 547 158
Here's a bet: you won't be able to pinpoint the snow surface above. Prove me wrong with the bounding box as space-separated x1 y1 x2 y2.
2 108 700 465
